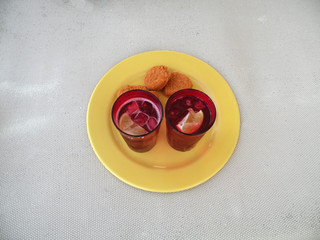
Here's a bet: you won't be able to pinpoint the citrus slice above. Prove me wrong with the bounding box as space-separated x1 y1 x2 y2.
176 108 204 134
119 113 148 136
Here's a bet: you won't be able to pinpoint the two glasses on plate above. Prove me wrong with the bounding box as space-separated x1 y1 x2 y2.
111 89 216 152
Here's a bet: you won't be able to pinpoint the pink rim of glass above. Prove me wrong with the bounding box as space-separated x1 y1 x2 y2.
111 90 163 137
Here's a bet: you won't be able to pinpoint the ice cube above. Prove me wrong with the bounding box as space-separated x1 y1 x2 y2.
134 112 149 126
194 100 205 110
146 117 158 131
141 101 153 113
127 101 139 115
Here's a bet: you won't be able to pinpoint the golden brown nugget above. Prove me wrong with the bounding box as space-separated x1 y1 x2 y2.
117 85 147 97
117 85 159 98
163 72 193 96
144 65 171 90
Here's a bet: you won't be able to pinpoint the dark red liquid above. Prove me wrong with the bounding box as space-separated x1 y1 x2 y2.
165 89 216 151
112 90 163 152
117 98 161 132
166 95 212 134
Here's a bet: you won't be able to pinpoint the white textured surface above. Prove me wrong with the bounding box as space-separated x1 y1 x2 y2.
1 0 320 239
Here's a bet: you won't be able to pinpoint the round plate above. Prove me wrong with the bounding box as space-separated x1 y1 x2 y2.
87 51 240 192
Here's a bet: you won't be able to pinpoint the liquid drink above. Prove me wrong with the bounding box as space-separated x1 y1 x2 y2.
112 90 163 152
165 89 216 151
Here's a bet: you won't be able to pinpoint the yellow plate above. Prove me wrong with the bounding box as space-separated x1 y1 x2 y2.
87 51 240 192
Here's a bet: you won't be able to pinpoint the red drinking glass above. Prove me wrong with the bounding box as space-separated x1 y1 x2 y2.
111 90 163 152
165 89 216 151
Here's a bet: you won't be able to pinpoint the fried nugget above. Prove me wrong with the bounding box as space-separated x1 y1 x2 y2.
144 65 171 90
163 72 193 96
117 85 159 98
117 85 147 97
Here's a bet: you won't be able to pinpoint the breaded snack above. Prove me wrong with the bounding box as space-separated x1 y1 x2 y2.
117 85 159 98
163 72 193 96
117 85 147 97
144 65 171 90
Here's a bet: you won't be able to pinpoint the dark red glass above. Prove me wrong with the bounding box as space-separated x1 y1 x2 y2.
165 89 216 151
111 90 163 152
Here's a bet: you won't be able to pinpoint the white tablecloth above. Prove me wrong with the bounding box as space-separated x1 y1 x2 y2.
1 0 319 239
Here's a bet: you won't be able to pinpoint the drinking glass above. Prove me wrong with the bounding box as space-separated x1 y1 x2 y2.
111 90 163 152
165 89 216 151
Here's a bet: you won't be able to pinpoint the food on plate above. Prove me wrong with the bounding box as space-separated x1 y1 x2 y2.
117 85 159 98
117 85 147 97
116 65 193 100
144 65 171 90
163 72 193 97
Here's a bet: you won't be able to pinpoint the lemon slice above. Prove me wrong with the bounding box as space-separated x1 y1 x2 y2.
176 108 204 134
119 113 148 136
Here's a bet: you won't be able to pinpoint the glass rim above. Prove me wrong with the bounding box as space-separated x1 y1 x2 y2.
111 89 163 137
165 88 217 136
